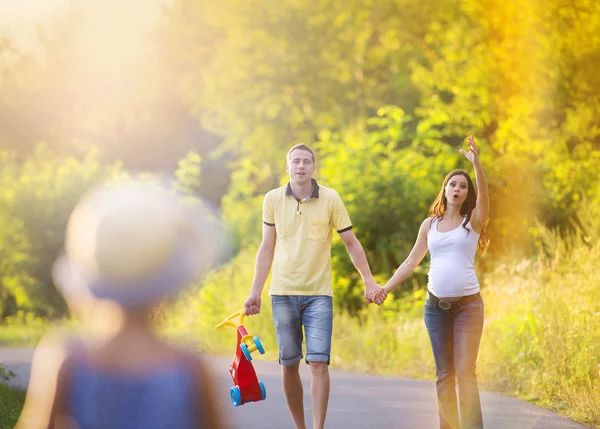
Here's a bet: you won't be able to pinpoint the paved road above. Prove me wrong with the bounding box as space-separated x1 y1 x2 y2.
1 347 593 429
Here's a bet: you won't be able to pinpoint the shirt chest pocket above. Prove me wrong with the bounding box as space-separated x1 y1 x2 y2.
309 220 330 241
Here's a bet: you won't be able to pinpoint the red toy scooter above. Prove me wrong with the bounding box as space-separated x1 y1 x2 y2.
215 310 266 406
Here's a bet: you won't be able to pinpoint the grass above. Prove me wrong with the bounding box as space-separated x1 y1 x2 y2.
0 325 47 348
0 382 25 429
0 313 78 348
0 313 50 347
478 223 600 427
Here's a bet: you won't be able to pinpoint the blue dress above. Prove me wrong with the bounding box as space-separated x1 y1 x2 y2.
68 360 201 429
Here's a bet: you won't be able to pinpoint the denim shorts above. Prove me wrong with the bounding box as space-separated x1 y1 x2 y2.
271 295 333 366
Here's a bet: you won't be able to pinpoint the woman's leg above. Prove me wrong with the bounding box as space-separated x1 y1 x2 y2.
454 296 484 429
425 298 460 429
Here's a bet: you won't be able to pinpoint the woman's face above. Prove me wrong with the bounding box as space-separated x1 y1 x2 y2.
445 174 469 206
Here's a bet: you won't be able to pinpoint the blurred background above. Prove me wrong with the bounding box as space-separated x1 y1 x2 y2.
0 0 599 426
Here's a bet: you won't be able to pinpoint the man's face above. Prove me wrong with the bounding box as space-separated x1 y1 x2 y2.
286 149 315 185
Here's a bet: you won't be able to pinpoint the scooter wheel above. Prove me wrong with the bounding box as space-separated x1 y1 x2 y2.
253 336 265 354
230 386 242 407
241 343 252 361
259 381 267 400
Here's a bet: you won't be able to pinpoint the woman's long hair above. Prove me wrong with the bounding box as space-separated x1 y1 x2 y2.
428 170 490 254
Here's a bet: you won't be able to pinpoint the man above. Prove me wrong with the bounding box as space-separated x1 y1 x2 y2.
244 144 386 429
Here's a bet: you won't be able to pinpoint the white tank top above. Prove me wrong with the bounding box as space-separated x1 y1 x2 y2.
427 217 480 297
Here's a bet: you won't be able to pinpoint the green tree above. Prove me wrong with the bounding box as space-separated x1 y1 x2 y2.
160 0 460 223
175 149 203 197
0 145 121 317
409 0 600 256
316 106 460 311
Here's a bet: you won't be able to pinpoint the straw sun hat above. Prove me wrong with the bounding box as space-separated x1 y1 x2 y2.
53 180 225 308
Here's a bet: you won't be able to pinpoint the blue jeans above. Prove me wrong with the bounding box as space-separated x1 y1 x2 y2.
424 292 484 429
271 295 333 366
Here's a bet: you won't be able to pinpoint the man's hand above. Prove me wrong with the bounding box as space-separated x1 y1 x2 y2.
364 279 387 305
244 294 261 315
370 287 388 305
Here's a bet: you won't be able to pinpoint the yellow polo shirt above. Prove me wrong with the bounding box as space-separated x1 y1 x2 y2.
263 180 352 296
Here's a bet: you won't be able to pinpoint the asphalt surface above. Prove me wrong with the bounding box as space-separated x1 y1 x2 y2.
0 347 594 429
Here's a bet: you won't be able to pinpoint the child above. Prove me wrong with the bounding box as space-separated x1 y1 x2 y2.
17 180 227 429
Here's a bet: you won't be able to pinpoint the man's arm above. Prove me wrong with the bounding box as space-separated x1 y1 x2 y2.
244 223 276 315
338 229 385 304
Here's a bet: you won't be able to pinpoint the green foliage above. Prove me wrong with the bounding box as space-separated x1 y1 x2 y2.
316 106 459 310
219 157 279 250
410 0 600 255
175 149 203 197
0 145 121 317
165 0 420 151
0 382 25 429
161 247 279 360
479 202 600 425
0 365 16 382
330 288 433 376
0 311 51 347
159 0 600 264
160 0 458 203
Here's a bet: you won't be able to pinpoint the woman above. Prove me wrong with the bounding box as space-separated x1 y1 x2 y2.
377 136 490 429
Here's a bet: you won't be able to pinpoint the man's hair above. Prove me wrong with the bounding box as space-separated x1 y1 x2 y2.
286 144 315 164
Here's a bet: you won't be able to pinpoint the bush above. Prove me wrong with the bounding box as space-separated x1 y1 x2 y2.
0 382 25 429
479 203 600 425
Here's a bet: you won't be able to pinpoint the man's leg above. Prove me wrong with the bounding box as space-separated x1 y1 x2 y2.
272 295 306 429
283 363 307 429
302 296 333 429
309 362 330 429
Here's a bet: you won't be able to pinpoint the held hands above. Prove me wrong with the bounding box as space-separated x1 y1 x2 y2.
244 294 261 316
364 279 388 305
459 135 480 165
